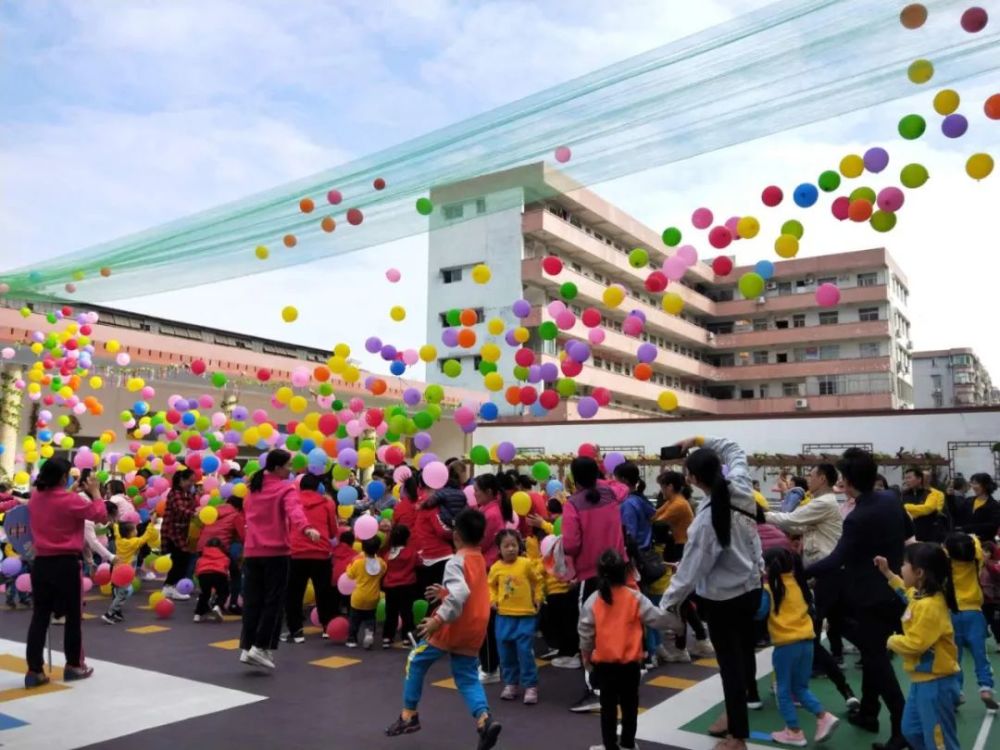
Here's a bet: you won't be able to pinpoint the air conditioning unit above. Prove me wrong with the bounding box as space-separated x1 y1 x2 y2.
795 398 809 409
766 282 777 290
706 332 715 342
757 296 766 305
805 275 815 284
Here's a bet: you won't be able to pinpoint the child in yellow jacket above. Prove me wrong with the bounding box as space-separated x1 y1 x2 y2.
346 536 386 649
875 543 960 750
489 529 541 704
102 515 159 624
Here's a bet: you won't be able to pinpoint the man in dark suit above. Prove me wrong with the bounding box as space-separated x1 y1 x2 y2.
805 448 914 750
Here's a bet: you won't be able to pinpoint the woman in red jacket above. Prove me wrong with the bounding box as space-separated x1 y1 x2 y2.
26 458 107 687
283 473 337 643
408 472 454 592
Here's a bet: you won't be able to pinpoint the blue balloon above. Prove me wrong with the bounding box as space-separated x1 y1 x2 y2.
37 429 52 443
367 480 386 501
479 402 499 421
201 455 220 473
530 401 548 418
389 360 406 376
793 183 819 208
338 486 359 506
134 401 150 416
545 479 564 496
181 411 196 425
301 438 316 454
754 260 775 280
307 447 327 466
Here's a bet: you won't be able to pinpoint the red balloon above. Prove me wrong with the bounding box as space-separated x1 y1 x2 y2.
190 360 206 375
318 413 339 436
110 564 135 588
520 386 538 405
514 348 535 367
539 389 560 410
592 387 612 406
166 410 181 424
61 306 72 317
581 307 602 328
93 563 112 586
848 199 873 222
364 408 384 427
985 93 1000 120
384 446 405 466
761 185 783 207
326 616 350 643
373 177 386 190
346 208 364 225
578 443 598 458
711 256 733 276
708 226 732 249
961 7 988 33
831 196 850 221
154 598 176 619
644 271 668 293
541 256 563 275
185 453 202 470
561 359 583 377
257 368 271 381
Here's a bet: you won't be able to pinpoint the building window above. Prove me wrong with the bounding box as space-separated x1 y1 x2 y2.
932 392 943 407
752 351 769 365
777 282 792 295
775 319 789 330
819 345 840 360
443 203 464 220
476 198 486 214
752 319 768 332
818 311 839 326
776 352 788 363
859 342 880 358
859 306 879 322
782 382 799 397
441 267 463 284
740 389 755 399
817 276 836 286
759 384 769 399
857 272 878 287
931 374 942 389
792 314 805 328
819 376 839 395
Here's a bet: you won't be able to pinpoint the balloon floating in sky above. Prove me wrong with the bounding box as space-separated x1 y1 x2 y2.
960 7 988 33
898 114 926 140
691 207 713 230
941 114 968 139
761 185 783 207
385 267 401 283
907 59 934 85
554 146 572 163
281 306 298 323
934 89 960 116
899 4 927 29
966 153 994 181
985 93 1000 120
415 197 434 215
900 163 929 188
863 147 889 174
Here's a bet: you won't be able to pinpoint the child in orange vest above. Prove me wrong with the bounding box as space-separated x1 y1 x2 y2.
579 549 673 750
386 508 502 750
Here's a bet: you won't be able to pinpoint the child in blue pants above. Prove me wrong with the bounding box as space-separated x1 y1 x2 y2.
489 529 541 703
386 508 502 750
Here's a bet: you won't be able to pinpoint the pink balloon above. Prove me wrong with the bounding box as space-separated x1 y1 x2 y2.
555 310 576 330
355 515 379 541
588 328 606 345
554 145 572 163
386 268 401 283
464 485 477 507
676 245 698 266
423 461 449 489
692 207 714 229
291 367 310 388
337 573 356 596
663 256 687 281
876 187 905 213
815 283 841 307
546 300 566 318
454 406 475 425
393 465 412 484
402 349 419 366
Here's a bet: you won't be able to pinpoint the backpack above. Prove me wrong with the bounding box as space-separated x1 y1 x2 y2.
542 535 576 582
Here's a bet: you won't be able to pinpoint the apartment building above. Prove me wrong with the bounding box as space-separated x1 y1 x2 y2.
426 163 914 418
913 348 997 408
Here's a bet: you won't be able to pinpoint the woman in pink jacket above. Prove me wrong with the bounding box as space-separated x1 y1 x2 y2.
239 450 321 671
25 457 107 688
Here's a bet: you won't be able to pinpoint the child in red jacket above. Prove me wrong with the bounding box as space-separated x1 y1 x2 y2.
194 538 230 623
382 523 419 648
331 529 359 617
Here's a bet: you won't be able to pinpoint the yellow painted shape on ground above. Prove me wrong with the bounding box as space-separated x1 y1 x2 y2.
646 674 699 690
310 655 361 669
209 639 242 651
126 625 170 634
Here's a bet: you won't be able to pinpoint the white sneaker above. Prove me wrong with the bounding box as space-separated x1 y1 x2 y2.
551 655 582 669
239 649 251 664
689 639 715 658
163 586 191 601
192 614 203 623
362 627 374 650
656 643 691 663
478 668 501 684
143 571 157 581
211 605 224 622
51 616 65 626
246 646 275 669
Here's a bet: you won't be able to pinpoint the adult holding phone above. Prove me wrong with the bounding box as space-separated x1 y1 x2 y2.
660 437 763 750
25 457 108 688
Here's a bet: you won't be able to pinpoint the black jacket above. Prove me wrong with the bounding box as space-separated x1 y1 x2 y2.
806 490 915 608
901 487 951 543
953 496 1000 543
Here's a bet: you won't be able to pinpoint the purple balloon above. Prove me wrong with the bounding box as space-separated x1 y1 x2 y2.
527 364 542 383
512 299 531 318
1 557 22 577
629 309 647 324
604 451 626 472
414 432 432 451
460 421 478 434
497 441 517 462
504 330 519 347
403 387 421 406
577 396 599 419
863 147 889 174
232 405 249 421
418 453 439 470
364 336 382 354
540 363 559 382
338 448 358 469
442 328 459 347
941 114 968 139
571 342 591 362
380 344 397 360
636 342 658 363
176 578 195 596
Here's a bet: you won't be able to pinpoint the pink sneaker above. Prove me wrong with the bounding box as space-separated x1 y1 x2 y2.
500 685 519 701
523 686 538 705
814 712 840 743
770 728 807 747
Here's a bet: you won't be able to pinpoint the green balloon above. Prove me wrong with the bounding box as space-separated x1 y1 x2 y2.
211 372 227 388
780 220 804 239
167 440 182 454
331 399 344 411
332 464 350 481
390 415 408 434
335 424 348 439
96 470 110 484
553 516 563 536
318 382 333 396
245 460 260 476
285 435 302 451
817 170 841 192
900 163 929 189
470 445 490 465
849 186 877 204
478 360 497 375
556 378 577 398
376 597 386 624
559 282 578 300
291 453 308 471
738 272 766 299
413 411 433 429
512 365 529 382
412 599 429 622
91 440 106 453
445 309 461 326
442 359 461 378
870 210 897 233
661 227 681 247
898 114 926 140
380 508 394 521
539 321 558 340
628 248 649 268
383 431 400 443
415 197 434 216
426 404 442 420
531 461 551 481
424 384 444 404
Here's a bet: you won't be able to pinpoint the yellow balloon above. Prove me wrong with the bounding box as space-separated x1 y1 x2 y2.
100 583 113 596
198 506 219 525
258 422 274 438
289 395 308 413
839 154 864 178
419 344 437 362
933 89 959 116
513 327 530 343
471 264 492 284
343 366 360 383
774 234 799 259
106 340 120 353
30 342 43 356
511 491 532 516
232 483 248 499
480 342 501 363
154 556 173 574
736 216 760 239
661 292 684 315
657 390 679 412
966 153 994 181
281 305 298 323
486 318 505 335
20 307 31 318
255 245 269 260
275 386 293 404
39 445 54 459
13 471 29 487
148 591 165 608
483 372 504 391
89 376 103 389
126 377 144 392
26 451 40 463
337 504 354 519
358 447 375 469
243 427 261 445
602 285 625 308
327 355 347 374
907 59 934 85
390 305 406 322
116 456 136 473
303 580 316 606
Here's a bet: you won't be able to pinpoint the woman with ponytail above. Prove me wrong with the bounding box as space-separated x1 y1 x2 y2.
239 449 321 671
661 437 763 750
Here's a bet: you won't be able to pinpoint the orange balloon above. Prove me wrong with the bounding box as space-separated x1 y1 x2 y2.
370 379 387 395
899 4 927 29
321 216 336 232
985 93 1000 121
322 438 339 457
634 363 653 381
131 475 146 489
505 386 522 406
457 328 477 348
299 197 315 213
283 234 297 248
68 375 81 390
848 199 873 222
313 366 331 382
91 404 104 416
155 500 167 516
100 267 112 277
459 308 478 327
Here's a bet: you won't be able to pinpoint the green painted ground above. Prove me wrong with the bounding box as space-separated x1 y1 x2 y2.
682 645 1000 748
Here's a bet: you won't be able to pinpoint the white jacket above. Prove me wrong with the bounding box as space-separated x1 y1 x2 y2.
766 491 843 566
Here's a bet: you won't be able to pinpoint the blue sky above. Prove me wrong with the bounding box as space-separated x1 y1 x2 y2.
1 0 998 377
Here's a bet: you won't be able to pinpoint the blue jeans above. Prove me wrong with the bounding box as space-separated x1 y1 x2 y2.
108 584 132 617
901 678 959 750
645 592 662 655
496 614 538 688
772 640 823 729
404 641 489 718
952 609 993 690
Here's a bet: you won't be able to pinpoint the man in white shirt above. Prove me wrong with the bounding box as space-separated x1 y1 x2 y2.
765 464 842 566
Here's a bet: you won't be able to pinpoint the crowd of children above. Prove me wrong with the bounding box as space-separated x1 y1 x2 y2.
6 447 1000 750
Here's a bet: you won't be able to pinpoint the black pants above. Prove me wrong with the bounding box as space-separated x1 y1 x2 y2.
227 555 243 609
383 583 419 643
540 589 578 656
195 573 230 616
27 556 83 673
850 599 906 737
594 662 640 750
698 589 762 741
479 608 500 674
813 634 853 699
135 521 153 570
416 560 447 596
163 540 192 587
240 556 289 651
676 596 707 648
284 558 335 634
984 603 1000 643
348 607 376 642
